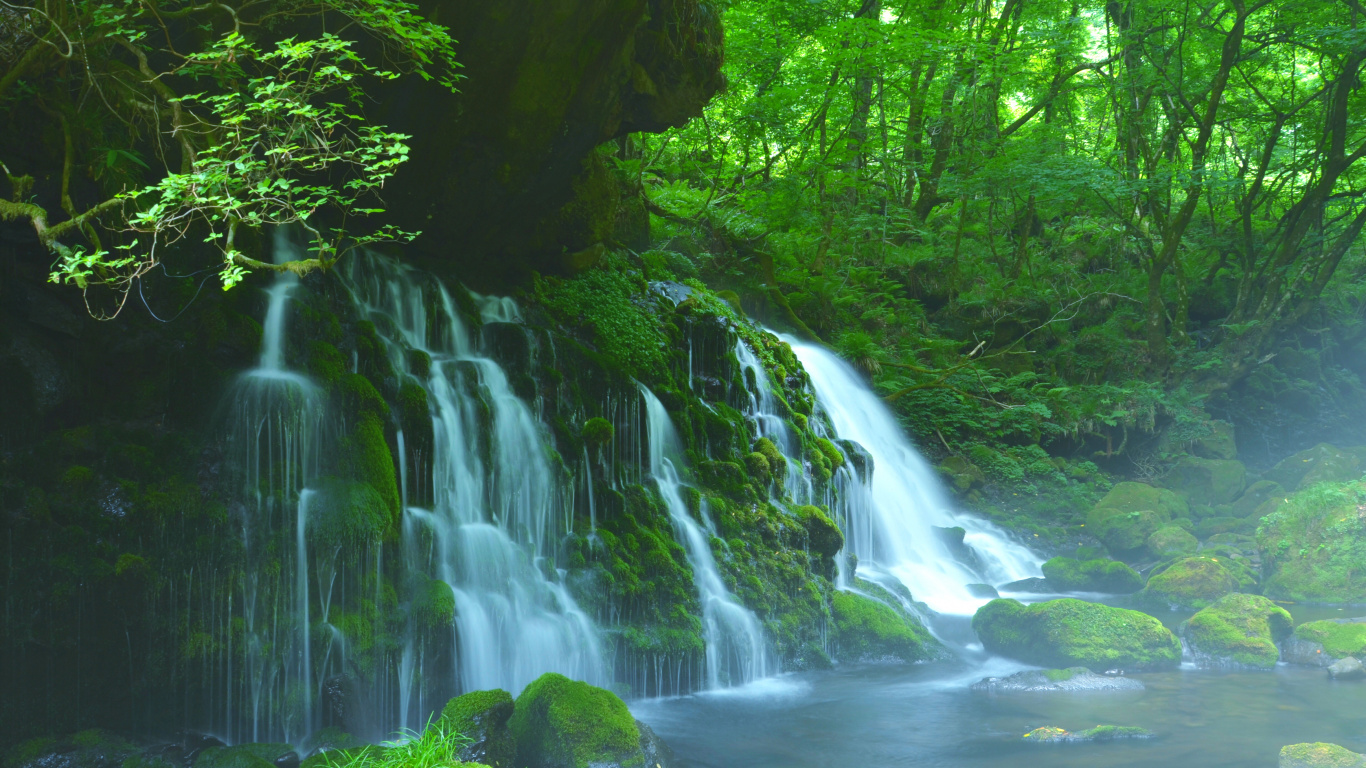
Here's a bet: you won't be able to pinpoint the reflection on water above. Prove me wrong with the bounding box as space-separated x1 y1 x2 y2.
634 605 1366 768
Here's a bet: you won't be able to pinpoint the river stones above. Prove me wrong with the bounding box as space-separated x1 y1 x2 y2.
1183 593 1292 669
971 667 1144 692
1040 557 1143 593
972 598 1182 670
1022 725 1153 744
1328 657 1366 680
1280 743 1366 767
1285 619 1366 668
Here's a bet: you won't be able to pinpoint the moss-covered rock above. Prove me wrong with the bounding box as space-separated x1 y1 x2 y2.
830 590 936 663
1140 555 1245 609
1091 509 1167 554
1268 444 1366 491
1185 593 1292 668
1040 557 1143 593
972 598 1181 670
1258 480 1366 603
938 456 985 491
308 477 391 547
6 731 139 768
1021 725 1153 743
581 418 614 448
1232 480 1284 518
1279 743 1366 768
753 438 787 483
1090 481 1189 520
1146 525 1199 559
509 673 645 768
1165 457 1246 506
441 689 515 767
796 505 844 558
1194 420 1238 460
196 745 295 768
1292 620 1366 659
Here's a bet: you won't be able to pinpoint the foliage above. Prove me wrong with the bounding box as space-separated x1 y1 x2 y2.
1 0 460 309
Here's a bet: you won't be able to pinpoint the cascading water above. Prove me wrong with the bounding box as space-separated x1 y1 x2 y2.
639 385 774 689
783 337 1042 616
337 251 604 715
220 229 329 743
733 339 812 504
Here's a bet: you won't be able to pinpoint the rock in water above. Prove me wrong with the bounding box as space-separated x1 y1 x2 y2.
999 577 1051 593
510 672 656 768
1328 657 1366 680
1140 555 1252 609
1184 593 1292 669
972 667 1144 692
1280 743 1366 767
1022 725 1153 743
1041 557 1143 593
1286 619 1366 667
972 598 1181 670
967 583 1000 598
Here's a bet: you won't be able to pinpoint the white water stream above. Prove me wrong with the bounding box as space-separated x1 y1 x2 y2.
783 338 1042 616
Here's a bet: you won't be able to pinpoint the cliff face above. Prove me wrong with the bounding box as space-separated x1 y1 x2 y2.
385 0 724 278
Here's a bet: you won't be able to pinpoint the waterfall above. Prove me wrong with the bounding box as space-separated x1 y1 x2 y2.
638 385 773 689
337 250 604 713
783 338 1041 616
732 339 812 504
221 229 329 743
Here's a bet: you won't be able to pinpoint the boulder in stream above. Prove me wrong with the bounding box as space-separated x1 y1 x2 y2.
1327 657 1366 680
972 598 1181 670
1279 743 1366 767
1183 593 1292 669
1285 619 1366 667
1021 725 1153 743
510 672 661 768
1139 555 1252 610
441 688 516 766
971 667 1144 692
1040 557 1143 593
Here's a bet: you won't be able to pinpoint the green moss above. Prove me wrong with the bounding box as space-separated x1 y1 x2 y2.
582 417 614 447
440 689 514 767
1294 620 1366 658
307 341 346 387
972 598 1181 670
1040 557 1143 593
830 590 935 663
796 505 843 558
743 452 771 484
814 437 845 470
1091 481 1187 519
1165 457 1247 506
534 259 670 382
340 373 389 416
1147 525 1199 559
309 477 390 547
342 413 401 523
753 438 787 482
1141 555 1243 609
1268 444 1365 491
509 673 643 768
1258 480 1366 603
1091 509 1167 554
413 577 456 630
699 460 750 498
1042 667 1080 682
1279 743 1366 768
60 465 95 488
1186 593 1292 668
195 745 293 768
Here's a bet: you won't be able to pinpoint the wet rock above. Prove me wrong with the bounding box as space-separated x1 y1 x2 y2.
972 598 1181 670
1280 742 1366 767
1281 635 1333 667
1086 482 1187 556
1147 525 1199 559
1041 557 1143 593
830 589 938 663
510 672 658 768
441 688 516 767
637 721 674 768
1288 619 1366 667
271 753 300 768
971 667 1144 692
1328 657 1366 680
1022 725 1153 743
1183 593 1291 669
999 577 1050 593
1139 555 1253 610
966 583 999 598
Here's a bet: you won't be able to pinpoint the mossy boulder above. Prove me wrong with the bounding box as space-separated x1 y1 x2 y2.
972 598 1181 670
196 745 295 768
308 477 392 547
1258 480 1366 603
1184 593 1292 668
698 460 750 497
938 456 985 491
753 438 787 482
1140 555 1246 609
743 452 772 485
830 590 936 663
1290 619 1366 662
1194 420 1238 460
1086 482 1185 555
1021 725 1153 743
6 731 138 768
1165 457 1246 506
1280 743 1366 768
796 505 844 558
441 689 515 767
1232 480 1284 518
582 418 614 448
1040 557 1143 593
509 673 645 768
1268 444 1366 491
1146 525 1199 559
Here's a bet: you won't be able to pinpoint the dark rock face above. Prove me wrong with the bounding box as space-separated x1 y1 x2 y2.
386 0 725 279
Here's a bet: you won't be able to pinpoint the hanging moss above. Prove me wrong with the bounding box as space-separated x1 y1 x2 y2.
581 417 614 447
342 413 401 524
